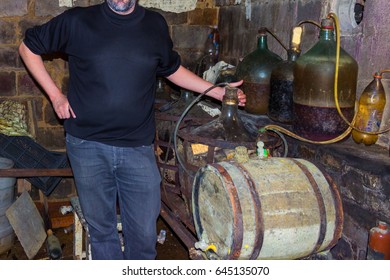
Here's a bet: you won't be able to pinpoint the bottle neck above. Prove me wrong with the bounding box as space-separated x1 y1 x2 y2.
374 77 382 88
319 28 335 41
221 88 239 120
287 49 300 62
378 221 388 230
221 100 239 120
257 35 268 49
181 90 193 105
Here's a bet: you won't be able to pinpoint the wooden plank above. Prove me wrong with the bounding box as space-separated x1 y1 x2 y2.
0 168 73 177
5 191 47 259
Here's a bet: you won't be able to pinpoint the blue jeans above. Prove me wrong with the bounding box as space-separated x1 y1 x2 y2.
65 133 161 260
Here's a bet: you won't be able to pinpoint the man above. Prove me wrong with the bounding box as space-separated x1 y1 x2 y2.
19 0 245 260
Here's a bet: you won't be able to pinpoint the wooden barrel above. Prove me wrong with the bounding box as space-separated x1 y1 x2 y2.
192 156 343 260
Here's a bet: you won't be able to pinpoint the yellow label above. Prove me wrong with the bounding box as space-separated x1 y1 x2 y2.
191 144 209 155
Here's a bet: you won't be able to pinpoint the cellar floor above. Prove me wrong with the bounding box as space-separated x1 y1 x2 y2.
0 217 190 260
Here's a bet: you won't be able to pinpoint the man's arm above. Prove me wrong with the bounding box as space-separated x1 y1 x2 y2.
166 65 246 106
19 42 76 119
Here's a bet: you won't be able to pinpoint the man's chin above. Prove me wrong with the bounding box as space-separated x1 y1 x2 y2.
107 0 135 13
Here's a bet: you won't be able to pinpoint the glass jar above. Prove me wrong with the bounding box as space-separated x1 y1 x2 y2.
293 18 358 141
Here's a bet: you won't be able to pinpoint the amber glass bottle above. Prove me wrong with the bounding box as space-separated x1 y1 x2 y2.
352 72 386 145
235 28 282 115
293 18 358 141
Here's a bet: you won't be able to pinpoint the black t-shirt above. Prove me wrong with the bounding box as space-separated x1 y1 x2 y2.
24 3 181 147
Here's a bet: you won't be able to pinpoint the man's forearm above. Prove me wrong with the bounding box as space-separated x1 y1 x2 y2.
166 65 225 101
18 42 63 102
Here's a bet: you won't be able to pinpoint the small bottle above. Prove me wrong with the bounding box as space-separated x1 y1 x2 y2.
211 25 220 62
201 26 220 75
367 221 390 260
205 33 215 57
46 229 62 260
203 35 217 73
352 72 386 146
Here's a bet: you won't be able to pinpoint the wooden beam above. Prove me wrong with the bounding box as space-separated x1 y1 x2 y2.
0 168 73 177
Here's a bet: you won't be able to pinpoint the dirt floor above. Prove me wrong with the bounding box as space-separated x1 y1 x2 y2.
0 217 190 260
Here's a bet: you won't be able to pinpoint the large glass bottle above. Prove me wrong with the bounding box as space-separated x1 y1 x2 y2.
235 28 282 115
268 27 302 124
269 26 302 124
293 18 358 141
189 86 255 143
352 72 386 146
269 50 300 123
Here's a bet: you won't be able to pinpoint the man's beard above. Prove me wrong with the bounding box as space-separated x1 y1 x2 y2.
106 0 136 13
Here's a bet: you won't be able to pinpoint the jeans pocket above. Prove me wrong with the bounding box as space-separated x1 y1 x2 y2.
65 133 86 146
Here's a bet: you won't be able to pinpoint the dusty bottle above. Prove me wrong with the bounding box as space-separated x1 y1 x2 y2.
201 26 220 76
367 221 390 260
269 26 302 123
210 25 220 62
235 28 282 115
268 49 300 123
46 229 62 260
352 72 386 145
189 86 255 144
293 18 358 140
